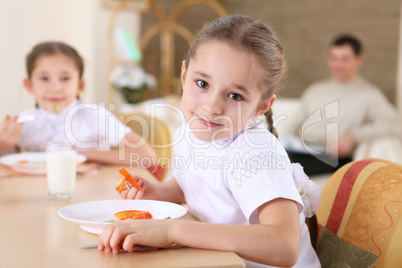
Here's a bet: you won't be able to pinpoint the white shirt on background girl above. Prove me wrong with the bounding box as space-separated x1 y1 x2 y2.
173 122 321 268
17 99 131 152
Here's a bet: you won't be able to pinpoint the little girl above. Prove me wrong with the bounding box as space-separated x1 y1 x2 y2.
98 16 321 267
2 41 156 165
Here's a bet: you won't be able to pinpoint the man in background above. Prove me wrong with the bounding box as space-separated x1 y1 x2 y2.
287 35 402 175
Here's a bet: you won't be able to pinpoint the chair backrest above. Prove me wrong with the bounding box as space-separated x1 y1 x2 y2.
117 113 172 180
316 159 402 267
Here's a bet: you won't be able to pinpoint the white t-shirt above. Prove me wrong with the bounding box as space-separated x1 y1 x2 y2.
17 100 131 152
173 122 320 268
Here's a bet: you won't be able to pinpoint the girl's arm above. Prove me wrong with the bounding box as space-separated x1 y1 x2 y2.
172 198 300 267
80 131 157 166
99 198 300 267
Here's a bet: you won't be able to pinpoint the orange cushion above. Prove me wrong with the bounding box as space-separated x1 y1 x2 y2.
316 159 402 267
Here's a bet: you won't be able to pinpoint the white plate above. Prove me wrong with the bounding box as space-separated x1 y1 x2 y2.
0 152 87 175
58 200 188 234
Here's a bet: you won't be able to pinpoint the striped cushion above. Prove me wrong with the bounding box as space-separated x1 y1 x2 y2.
316 159 402 267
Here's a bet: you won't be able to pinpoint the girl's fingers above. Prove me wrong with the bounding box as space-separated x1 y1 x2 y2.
134 190 144 200
120 190 128 199
97 235 105 251
3 114 10 122
122 233 139 252
11 115 19 122
117 175 128 198
127 187 139 199
97 241 104 251
99 225 115 252
117 176 146 200
0 115 10 130
1 115 21 131
109 226 128 253
137 177 145 188
10 121 23 134
134 178 145 199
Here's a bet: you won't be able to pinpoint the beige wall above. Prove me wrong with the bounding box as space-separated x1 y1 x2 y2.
143 0 401 105
0 0 140 118
224 0 401 103
248 0 400 103
0 0 92 118
92 3 141 106
1 0 401 118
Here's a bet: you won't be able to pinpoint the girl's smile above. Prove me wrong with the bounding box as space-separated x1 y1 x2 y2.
46 97 63 102
195 114 222 128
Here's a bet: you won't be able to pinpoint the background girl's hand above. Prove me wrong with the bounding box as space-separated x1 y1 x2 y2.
98 219 173 253
0 115 23 152
118 176 161 200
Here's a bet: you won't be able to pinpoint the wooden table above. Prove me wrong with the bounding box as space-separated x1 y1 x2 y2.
0 166 245 268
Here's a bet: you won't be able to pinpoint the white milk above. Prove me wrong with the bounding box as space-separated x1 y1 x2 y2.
46 150 77 197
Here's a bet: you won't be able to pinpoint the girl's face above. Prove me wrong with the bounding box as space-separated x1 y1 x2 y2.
24 53 84 113
181 41 274 142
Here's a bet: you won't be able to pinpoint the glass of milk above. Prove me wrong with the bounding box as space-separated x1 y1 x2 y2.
46 141 77 199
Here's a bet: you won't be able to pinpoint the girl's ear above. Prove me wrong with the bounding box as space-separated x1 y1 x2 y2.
180 60 187 85
23 78 34 94
78 78 85 94
256 94 276 116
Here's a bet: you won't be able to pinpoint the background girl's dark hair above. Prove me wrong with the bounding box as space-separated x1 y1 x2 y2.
26 41 84 78
185 15 286 139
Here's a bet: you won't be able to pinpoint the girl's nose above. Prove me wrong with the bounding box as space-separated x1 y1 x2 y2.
202 91 223 115
49 79 63 92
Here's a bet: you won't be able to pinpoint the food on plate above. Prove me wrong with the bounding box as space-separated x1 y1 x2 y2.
114 210 153 220
115 167 142 191
103 210 153 223
17 160 45 165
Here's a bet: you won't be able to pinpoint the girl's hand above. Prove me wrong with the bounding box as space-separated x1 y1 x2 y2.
0 115 23 151
98 219 173 253
118 176 161 200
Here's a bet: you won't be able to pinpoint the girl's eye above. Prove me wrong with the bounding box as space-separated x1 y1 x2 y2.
40 77 48 81
61 77 70 81
229 93 243 101
196 80 209 89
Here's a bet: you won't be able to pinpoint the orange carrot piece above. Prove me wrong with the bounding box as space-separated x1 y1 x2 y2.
116 167 142 192
114 210 152 220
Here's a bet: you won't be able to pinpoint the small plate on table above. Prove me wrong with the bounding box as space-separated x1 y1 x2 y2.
58 199 188 235
0 152 87 175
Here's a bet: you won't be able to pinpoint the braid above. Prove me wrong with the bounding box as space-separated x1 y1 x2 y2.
264 108 278 139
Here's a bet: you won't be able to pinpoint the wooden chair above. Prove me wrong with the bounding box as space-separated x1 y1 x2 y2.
316 159 402 267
